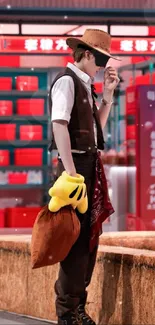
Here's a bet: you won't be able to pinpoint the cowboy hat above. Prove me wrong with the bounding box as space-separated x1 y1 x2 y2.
66 29 121 61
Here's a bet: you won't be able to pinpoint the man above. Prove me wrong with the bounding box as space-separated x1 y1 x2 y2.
49 29 120 325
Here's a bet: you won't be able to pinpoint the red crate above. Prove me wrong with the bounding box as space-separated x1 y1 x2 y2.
94 82 103 93
16 76 39 91
126 214 146 231
0 150 10 166
16 99 44 116
5 207 41 227
126 125 136 140
0 209 5 227
0 100 13 116
14 148 43 166
0 77 12 90
0 124 16 140
8 172 27 184
19 125 43 140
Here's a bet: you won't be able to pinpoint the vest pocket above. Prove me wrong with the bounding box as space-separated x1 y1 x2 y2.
72 129 93 151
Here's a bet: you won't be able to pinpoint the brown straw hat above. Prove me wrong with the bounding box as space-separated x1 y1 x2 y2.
66 29 121 60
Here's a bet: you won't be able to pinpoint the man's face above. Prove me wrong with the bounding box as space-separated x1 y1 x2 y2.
84 50 110 78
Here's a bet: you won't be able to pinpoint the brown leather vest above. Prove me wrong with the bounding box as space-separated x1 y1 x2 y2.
49 67 104 152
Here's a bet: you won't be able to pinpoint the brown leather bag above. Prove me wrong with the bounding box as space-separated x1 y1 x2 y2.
31 205 80 269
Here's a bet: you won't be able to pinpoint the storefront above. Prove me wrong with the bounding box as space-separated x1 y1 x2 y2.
0 0 155 231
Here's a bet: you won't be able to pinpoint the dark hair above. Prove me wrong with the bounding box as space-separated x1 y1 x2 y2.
73 44 93 62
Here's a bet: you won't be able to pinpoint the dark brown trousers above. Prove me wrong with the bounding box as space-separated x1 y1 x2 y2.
54 152 98 317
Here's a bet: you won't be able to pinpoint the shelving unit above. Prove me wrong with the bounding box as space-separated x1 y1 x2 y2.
117 59 155 74
117 58 155 145
0 165 50 171
0 116 49 122
0 140 49 146
105 89 126 151
105 59 155 152
0 67 51 208
1 184 47 190
0 90 48 97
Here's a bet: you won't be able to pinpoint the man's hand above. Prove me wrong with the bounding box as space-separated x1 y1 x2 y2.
99 66 120 128
104 66 120 92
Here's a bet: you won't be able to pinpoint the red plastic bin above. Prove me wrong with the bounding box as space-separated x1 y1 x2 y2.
0 124 16 140
16 76 39 91
126 86 137 115
16 99 44 116
0 150 10 166
5 207 41 228
0 77 12 90
126 125 136 140
0 100 13 116
126 213 146 231
14 148 43 166
0 209 5 227
8 172 27 184
94 82 103 93
19 125 43 140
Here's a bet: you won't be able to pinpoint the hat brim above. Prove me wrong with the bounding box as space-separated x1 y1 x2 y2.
66 37 121 61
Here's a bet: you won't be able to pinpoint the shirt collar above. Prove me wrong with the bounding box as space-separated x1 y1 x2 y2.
67 62 92 85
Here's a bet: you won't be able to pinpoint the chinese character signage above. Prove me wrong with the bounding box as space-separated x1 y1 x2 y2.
0 36 155 54
109 38 155 55
119 39 155 53
138 86 155 228
0 36 71 54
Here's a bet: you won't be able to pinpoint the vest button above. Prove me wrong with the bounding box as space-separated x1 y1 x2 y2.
88 146 91 150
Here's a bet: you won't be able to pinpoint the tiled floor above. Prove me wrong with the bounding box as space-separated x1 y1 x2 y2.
0 311 56 325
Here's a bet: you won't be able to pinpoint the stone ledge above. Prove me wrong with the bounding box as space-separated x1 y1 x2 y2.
0 234 155 324
99 231 155 251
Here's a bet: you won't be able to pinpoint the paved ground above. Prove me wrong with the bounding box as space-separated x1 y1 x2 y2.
0 311 56 325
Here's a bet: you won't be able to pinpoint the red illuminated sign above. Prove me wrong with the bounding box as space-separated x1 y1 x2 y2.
0 37 71 54
0 36 155 55
113 38 155 54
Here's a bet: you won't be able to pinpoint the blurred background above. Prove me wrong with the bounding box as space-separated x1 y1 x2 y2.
0 0 155 233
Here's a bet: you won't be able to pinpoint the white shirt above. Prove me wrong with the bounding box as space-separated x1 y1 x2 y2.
51 62 97 145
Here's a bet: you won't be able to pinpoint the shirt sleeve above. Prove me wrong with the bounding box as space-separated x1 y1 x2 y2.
51 76 75 123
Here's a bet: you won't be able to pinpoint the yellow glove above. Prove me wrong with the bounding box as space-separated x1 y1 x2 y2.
76 187 88 214
48 171 88 214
